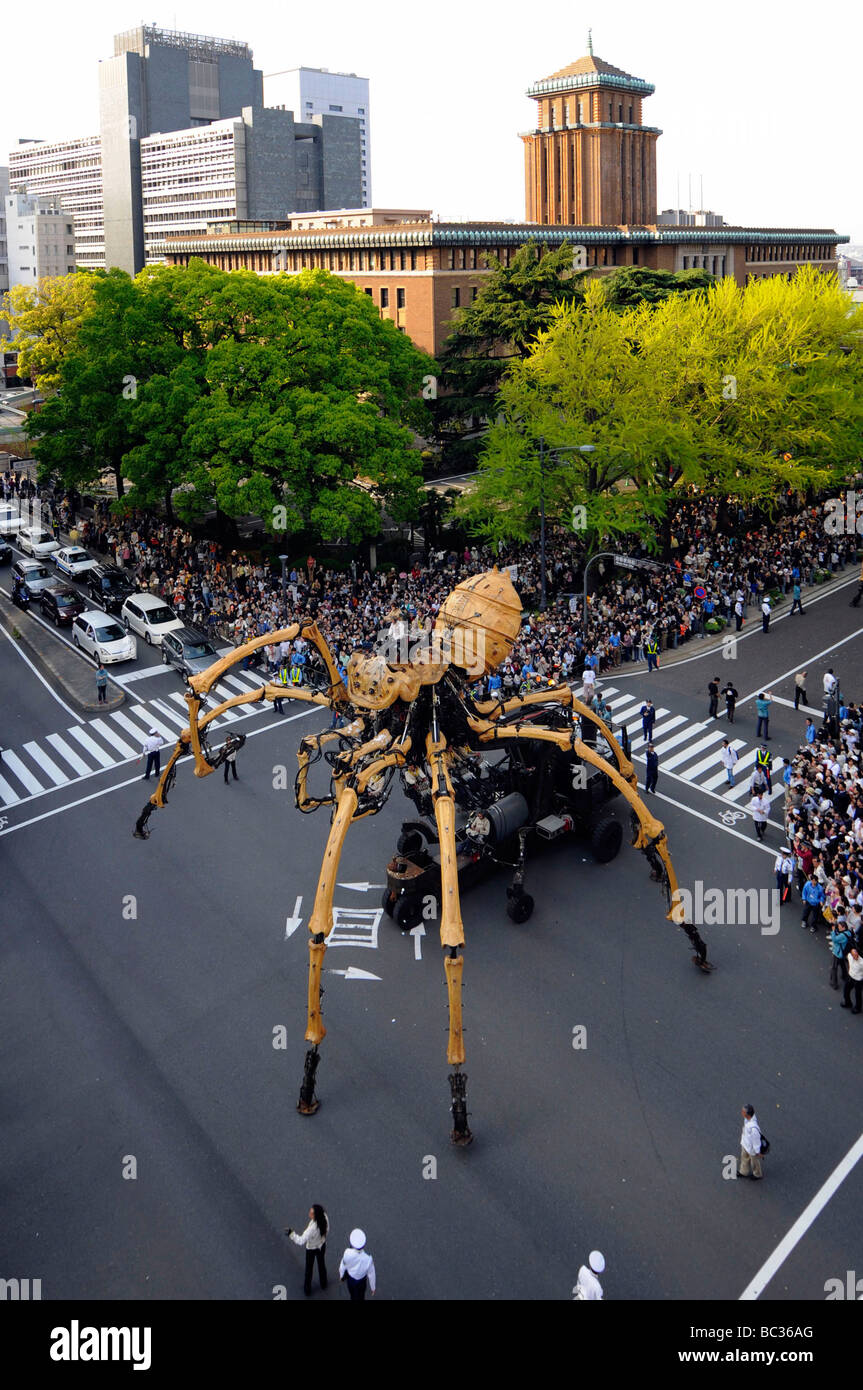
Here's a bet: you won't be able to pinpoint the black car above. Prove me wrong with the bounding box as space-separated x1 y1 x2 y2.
0 540 11 564
40 583 86 626
161 626 220 679
87 565 135 614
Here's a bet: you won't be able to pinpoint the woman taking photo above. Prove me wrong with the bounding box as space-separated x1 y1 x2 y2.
285 1204 329 1296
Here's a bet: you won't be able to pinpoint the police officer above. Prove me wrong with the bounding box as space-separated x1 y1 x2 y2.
645 742 659 795
640 699 656 742
708 676 720 719
755 743 773 791
573 1250 605 1300
645 634 660 672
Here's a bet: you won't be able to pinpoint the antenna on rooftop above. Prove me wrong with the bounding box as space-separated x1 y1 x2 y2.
587 28 593 55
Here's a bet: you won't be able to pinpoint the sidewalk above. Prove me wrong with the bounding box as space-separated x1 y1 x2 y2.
0 595 125 715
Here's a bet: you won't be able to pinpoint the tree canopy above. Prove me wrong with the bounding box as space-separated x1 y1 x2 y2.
1 273 99 394
27 260 434 541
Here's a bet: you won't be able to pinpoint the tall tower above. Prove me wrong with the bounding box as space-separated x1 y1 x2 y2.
522 40 661 226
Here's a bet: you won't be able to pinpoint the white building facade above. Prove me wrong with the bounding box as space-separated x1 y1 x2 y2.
4 188 78 286
8 137 104 270
264 67 370 206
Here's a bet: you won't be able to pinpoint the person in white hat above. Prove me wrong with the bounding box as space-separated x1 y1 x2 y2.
339 1228 376 1300
140 729 165 781
573 1250 605 1300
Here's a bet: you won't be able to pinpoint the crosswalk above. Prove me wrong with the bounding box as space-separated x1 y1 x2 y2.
0 669 302 809
580 684 786 809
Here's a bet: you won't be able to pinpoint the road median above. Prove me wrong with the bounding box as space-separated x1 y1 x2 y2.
0 594 125 714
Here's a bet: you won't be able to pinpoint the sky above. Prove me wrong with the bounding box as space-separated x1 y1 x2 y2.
3 0 860 244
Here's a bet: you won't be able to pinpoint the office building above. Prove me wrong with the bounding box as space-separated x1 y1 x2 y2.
4 188 78 287
8 136 104 270
264 67 370 206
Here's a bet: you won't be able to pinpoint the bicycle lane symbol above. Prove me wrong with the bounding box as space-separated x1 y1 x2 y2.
718 809 746 826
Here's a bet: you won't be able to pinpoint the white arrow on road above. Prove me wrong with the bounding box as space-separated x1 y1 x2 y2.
337 881 386 892
410 923 426 960
328 966 382 981
284 896 304 938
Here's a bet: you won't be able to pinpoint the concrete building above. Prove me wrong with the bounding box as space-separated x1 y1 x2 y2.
155 213 846 358
4 188 78 286
0 167 9 299
264 67 370 206
8 27 365 275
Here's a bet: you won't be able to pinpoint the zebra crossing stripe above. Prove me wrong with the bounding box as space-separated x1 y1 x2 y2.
89 718 136 758
46 732 92 776
712 750 760 795
110 710 154 749
1 749 46 795
648 721 708 759
22 740 69 786
119 706 178 744
661 727 728 772
67 726 115 769
148 698 190 730
680 737 746 780
0 769 22 805
630 716 686 751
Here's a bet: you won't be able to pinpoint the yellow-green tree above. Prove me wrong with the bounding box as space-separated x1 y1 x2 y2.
0 274 98 394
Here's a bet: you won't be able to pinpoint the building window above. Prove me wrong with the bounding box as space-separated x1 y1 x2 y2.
618 103 623 122
446 250 454 269
451 288 460 308
410 250 417 270
628 105 633 123
329 104 343 112
364 287 373 297
683 255 689 269
470 286 478 301
358 107 365 114
632 247 639 265
380 288 389 307
396 287 405 308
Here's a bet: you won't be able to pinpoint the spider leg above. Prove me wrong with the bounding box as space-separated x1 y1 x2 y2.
426 730 472 1145
468 715 713 971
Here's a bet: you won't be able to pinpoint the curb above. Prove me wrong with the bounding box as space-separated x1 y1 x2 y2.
0 596 126 715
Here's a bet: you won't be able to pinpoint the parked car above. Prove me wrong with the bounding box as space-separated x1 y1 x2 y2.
161 626 221 679
53 545 98 578
87 565 136 615
120 592 183 646
0 503 21 537
11 558 56 594
17 525 60 558
39 583 86 627
72 610 138 664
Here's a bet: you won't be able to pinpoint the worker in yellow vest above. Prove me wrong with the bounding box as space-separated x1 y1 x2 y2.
646 636 660 673
755 745 772 791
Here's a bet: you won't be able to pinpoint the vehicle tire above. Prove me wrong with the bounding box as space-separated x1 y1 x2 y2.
394 895 423 930
161 648 168 665
145 631 151 646
381 888 395 918
507 893 534 923
73 632 79 647
591 811 623 863
396 829 423 855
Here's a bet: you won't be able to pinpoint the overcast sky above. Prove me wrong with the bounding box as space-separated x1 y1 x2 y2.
4 0 859 244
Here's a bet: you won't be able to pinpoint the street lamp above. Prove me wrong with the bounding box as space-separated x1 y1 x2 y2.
279 554 289 624
582 552 663 627
537 438 595 612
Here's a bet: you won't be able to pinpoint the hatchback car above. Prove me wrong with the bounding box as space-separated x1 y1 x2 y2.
39 583 86 626
87 565 136 614
121 592 183 646
72 610 138 664
161 627 220 679
17 525 60 558
11 558 56 594
53 546 98 578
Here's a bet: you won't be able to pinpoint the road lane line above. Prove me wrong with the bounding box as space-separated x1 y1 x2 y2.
739 1131 863 1300
0 621 79 719
737 623 863 707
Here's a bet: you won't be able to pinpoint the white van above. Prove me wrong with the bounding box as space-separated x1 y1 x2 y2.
120 592 184 646
0 502 21 537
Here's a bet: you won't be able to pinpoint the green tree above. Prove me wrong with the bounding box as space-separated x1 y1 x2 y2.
599 265 715 310
1 273 98 394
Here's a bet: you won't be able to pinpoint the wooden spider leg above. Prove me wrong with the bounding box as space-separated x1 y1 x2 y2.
298 735 410 1116
475 686 636 787
467 716 713 971
296 718 366 811
425 730 472 1146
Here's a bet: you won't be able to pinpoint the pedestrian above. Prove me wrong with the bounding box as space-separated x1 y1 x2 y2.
285 1204 329 1296
794 671 807 710
801 872 825 935
339 1229 376 1300
645 635 660 672
738 1104 764 1180
774 846 794 903
96 663 108 704
754 744 773 791
140 729 164 781
581 664 596 699
828 919 853 991
823 668 838 698
640 698 655 742
645 742 659 795
708 676 720 719
734 595 744 631
804 717 816 746
720 739 739 787
223 735 240 783
841 947 863 1013
761 596 771 633
722 681 738 723
573 1250 605 1301
755 691 772 741
749 789 769 841
789 580 804 615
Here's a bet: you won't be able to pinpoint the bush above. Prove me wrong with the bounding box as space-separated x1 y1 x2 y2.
704 618 724 633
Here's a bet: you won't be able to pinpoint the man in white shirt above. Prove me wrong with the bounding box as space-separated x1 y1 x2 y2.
573 1250 605 1300
739 1104 763 1179
141 729 164 781
824 669 838 697
761 597 772 633
339 1229 376 1300
720 740 739 787
749 791 770 841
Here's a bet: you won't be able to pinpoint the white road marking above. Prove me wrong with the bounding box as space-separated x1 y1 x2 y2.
22 740 69 785
681 737 746 782
67 725 115 768
767 694 821 716
1 748 46 795
739 1131 863 1300
89 718 136 758
736 621 863 707
661 727 727 771
0 769 22 804
0 621 79 719
649 720 709 758
46 732 92 776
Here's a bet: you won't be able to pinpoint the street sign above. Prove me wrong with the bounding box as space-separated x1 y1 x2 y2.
613 556 660 572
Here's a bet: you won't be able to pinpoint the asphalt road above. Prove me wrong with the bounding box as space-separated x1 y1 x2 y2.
2 580 863 1302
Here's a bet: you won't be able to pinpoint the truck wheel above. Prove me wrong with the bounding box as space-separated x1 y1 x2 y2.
396 830 423 855
507 893 534 924
394 896 423 930
381 888 395 919
591 811 623 863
